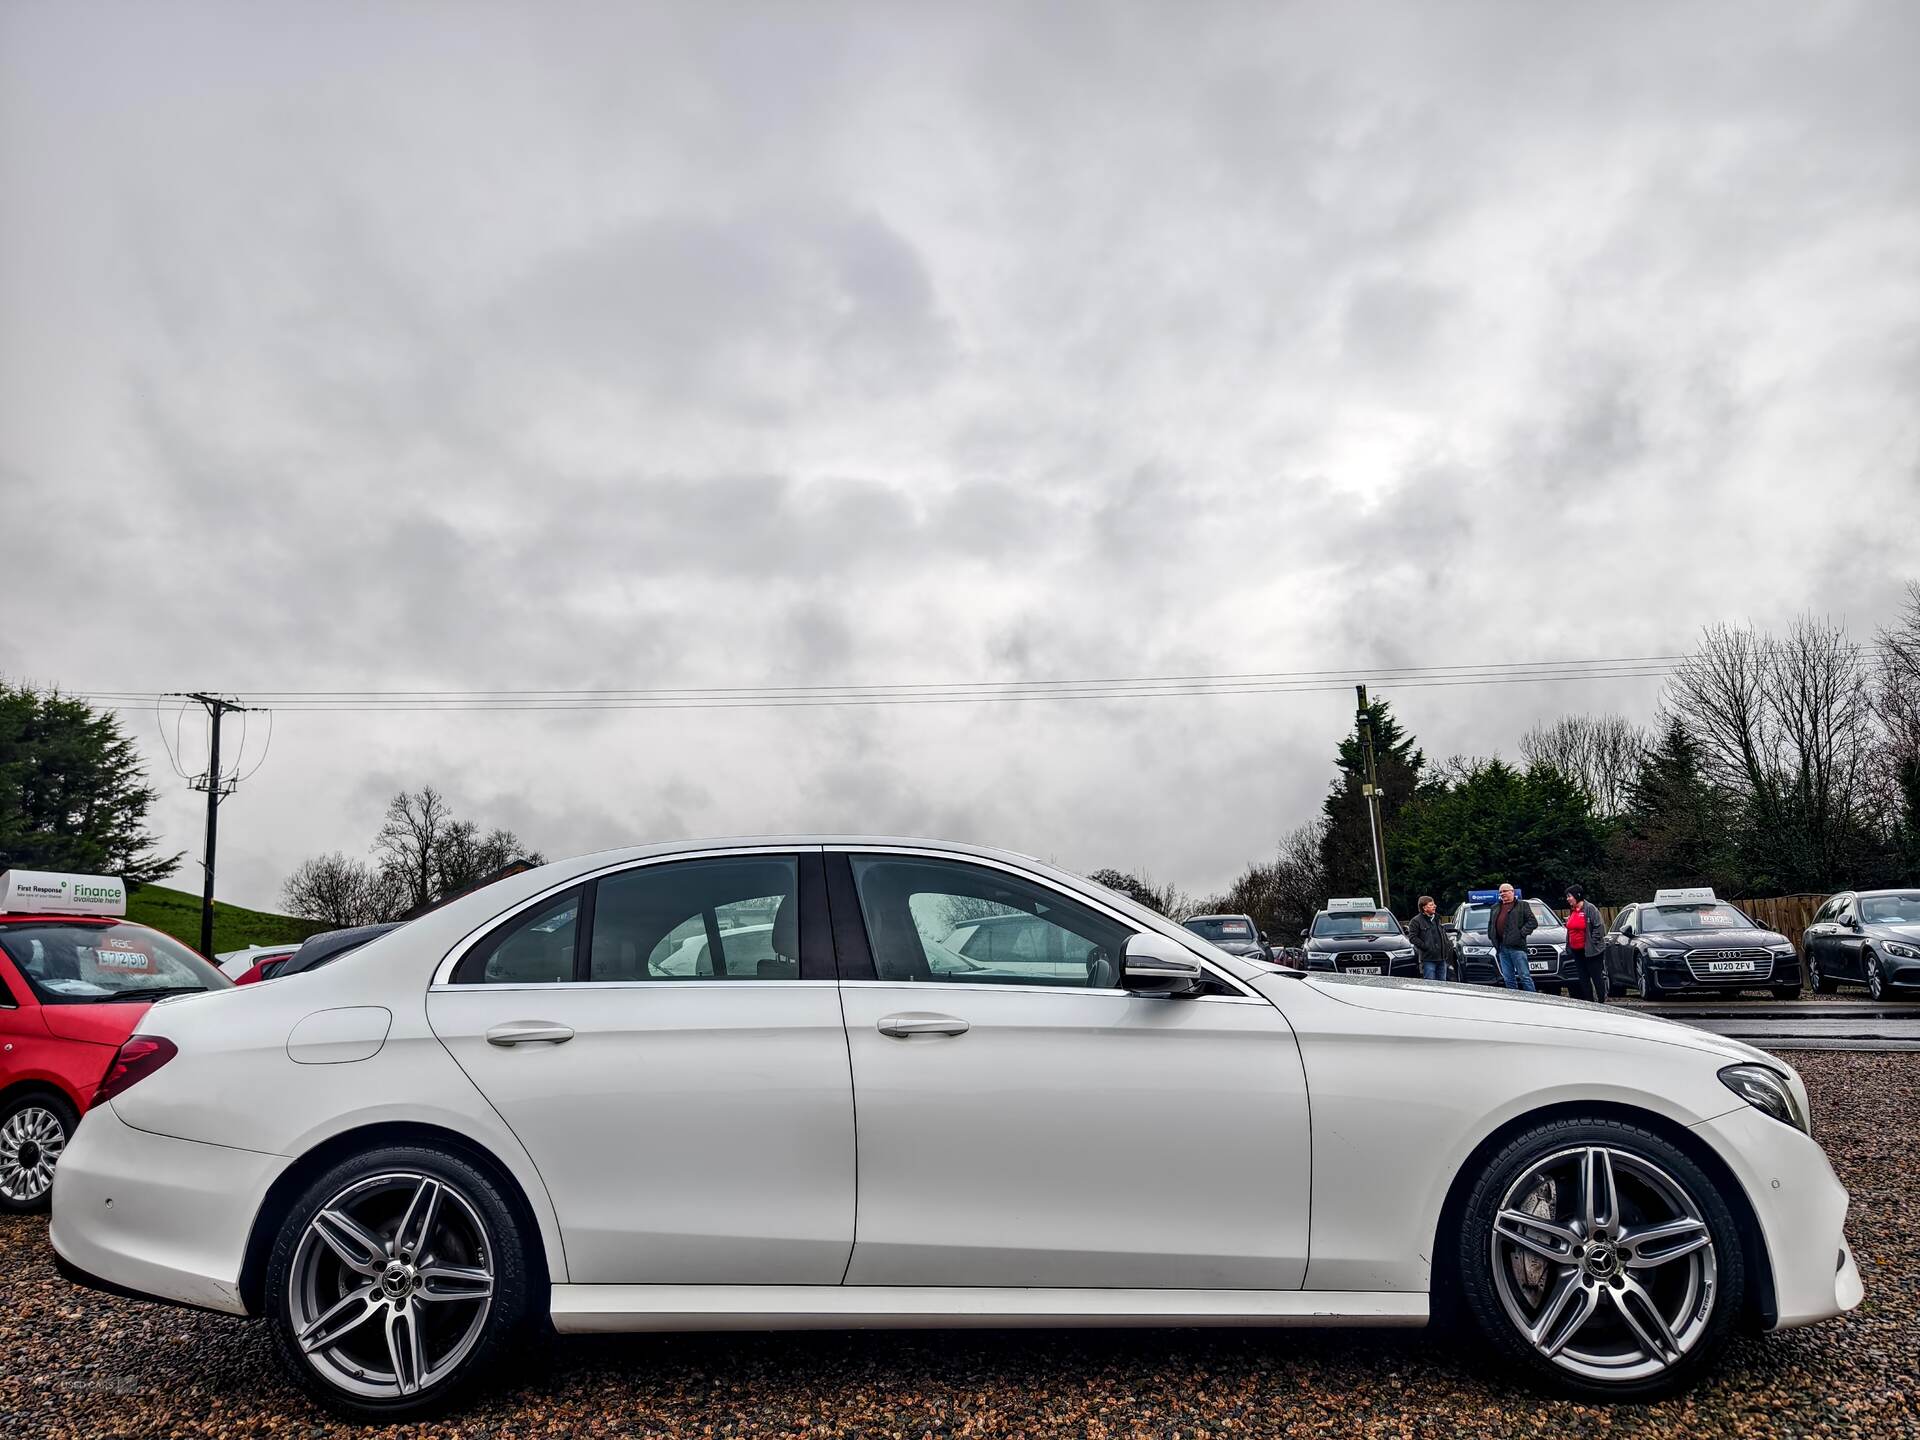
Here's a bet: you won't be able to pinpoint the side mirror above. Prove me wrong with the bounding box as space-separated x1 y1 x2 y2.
1299 927 1310 940
1844 915 1861 930
1123 932 1206 997
1621 925 1635 939
1440 922 1457 936
1259 931 1270 944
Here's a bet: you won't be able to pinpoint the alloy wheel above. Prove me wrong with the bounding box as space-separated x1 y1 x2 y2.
1868 954 1885 1001
0 1105 67 1204
1490 1145 1718 1384
1807 953 1823 991
287 1172 495 1400
1637 957 1657 1000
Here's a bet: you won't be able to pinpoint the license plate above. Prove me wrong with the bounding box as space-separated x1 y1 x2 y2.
1528 960 1552 973
1706 960 1755 974
1348 965 1381 975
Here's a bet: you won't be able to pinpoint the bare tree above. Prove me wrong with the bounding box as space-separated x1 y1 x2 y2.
375 785 454 912
1519 713 1648 818
433 821 542 897
281 852 404 928
1664 616 1878 887
1771 613 1874 877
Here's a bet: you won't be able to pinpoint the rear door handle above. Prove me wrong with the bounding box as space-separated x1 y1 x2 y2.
877 1012 970 1039
486 1021 575 1047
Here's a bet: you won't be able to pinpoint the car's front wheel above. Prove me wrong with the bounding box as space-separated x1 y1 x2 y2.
1636 955 1661 1001
1456 1117 1744 1401
266 1145 531 1421
0 1091 76 1214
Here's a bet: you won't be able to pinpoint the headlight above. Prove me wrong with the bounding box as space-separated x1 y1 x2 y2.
1770 943 1797 955
1719 1063 1810 1134
1645 945 1687 957
1462 943 1494 955
1884 941 1920 961
1388 946 1415 959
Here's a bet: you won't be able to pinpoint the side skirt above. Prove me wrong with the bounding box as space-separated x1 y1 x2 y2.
550 1284 1428 1333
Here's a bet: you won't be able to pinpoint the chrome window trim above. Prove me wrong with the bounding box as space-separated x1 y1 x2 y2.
431 844 819 988
428 979 837 994
825 842 1261 1001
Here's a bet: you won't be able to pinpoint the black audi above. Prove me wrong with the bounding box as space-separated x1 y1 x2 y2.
1300 902 1418 977
1802 889 1920 1000
1604 889 1802 1000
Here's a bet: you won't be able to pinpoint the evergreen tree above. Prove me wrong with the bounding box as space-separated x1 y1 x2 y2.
1319 699 1426 906
1604 716 1739 897
1391 758 1607 907
0 682 181 884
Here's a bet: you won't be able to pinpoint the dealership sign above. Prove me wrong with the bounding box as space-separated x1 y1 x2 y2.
0 869 127 917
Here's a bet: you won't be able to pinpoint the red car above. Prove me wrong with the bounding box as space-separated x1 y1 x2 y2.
0 871 231 1212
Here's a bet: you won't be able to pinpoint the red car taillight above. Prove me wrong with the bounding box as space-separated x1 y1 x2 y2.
93 1034 177 1107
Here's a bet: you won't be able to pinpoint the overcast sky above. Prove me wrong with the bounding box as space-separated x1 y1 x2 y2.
3 1 1917 910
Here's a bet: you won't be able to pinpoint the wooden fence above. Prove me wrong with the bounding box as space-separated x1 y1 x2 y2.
1594 894 1828 952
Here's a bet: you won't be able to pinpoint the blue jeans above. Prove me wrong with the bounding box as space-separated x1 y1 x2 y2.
1421 959 1448 982
1496 946 1537 991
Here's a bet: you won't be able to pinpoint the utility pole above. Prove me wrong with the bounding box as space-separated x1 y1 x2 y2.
1356 684 1390 909
178 693 252 958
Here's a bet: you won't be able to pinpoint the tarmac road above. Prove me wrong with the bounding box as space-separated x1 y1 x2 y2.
1639 999 1920 1051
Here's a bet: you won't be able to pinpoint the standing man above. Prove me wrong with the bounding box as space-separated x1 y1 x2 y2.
1486 881 1538 991
1565 884 1609 1004
1408 895 1450 982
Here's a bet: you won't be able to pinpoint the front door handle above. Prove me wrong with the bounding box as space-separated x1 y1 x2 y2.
486 1021 575 1047
877 1011 970 1039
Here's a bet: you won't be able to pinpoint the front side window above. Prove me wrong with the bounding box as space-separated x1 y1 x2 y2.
592 856 798 981
0 922 229 1003
850 856 1130 988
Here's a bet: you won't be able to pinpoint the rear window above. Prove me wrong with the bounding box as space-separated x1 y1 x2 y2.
0 922 230 1003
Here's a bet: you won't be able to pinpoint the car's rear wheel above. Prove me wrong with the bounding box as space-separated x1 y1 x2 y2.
267 1145 530 1421
1457 1116 1744 1401
0 1092 76 1214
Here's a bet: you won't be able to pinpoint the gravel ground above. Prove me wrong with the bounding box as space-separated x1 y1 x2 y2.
3 1051 1913 1440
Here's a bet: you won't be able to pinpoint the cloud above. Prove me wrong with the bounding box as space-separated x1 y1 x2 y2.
1 0 1916 905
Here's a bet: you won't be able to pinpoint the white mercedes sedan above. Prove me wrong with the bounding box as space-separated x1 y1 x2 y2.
49 838 1861 1421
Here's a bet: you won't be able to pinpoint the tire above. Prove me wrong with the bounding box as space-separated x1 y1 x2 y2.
0 1091 77 1214
266 1144 532 1422
1636 956 1661 1001
1455 1115 1745 1402
1808 950 1837 995
1867 952 1887 1002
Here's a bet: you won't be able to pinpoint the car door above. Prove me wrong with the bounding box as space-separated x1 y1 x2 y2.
830 848 1312 1291
426 849 856 1284
1831 894 1866 980
1803 896 1836 980
1604 906 1636 990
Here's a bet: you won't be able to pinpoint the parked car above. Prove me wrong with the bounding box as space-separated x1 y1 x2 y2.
1449 894 1575 990
217 944 300 981
1300 898 1418 976
1605 889 1802 1000
0 869 230 1211
51 838 1859 1418
1180 912 1272 960
1802 889 1920 1000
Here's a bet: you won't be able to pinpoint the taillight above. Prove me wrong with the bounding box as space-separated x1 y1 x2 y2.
93 1034 177 1107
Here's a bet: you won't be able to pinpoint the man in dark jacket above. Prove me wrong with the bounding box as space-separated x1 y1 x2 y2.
1486 881 1538 991
1564 884 1609 1003
1408 895 1450 982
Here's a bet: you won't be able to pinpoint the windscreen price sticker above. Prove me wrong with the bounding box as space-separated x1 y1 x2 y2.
91 937 156 974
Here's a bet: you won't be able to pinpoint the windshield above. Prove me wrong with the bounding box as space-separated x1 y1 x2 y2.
1860 892 1920 925
1311 910 1402 939
1461 900 1558 930
0 922 230 1003
1640 903 1755 933
1182 916 1257 944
